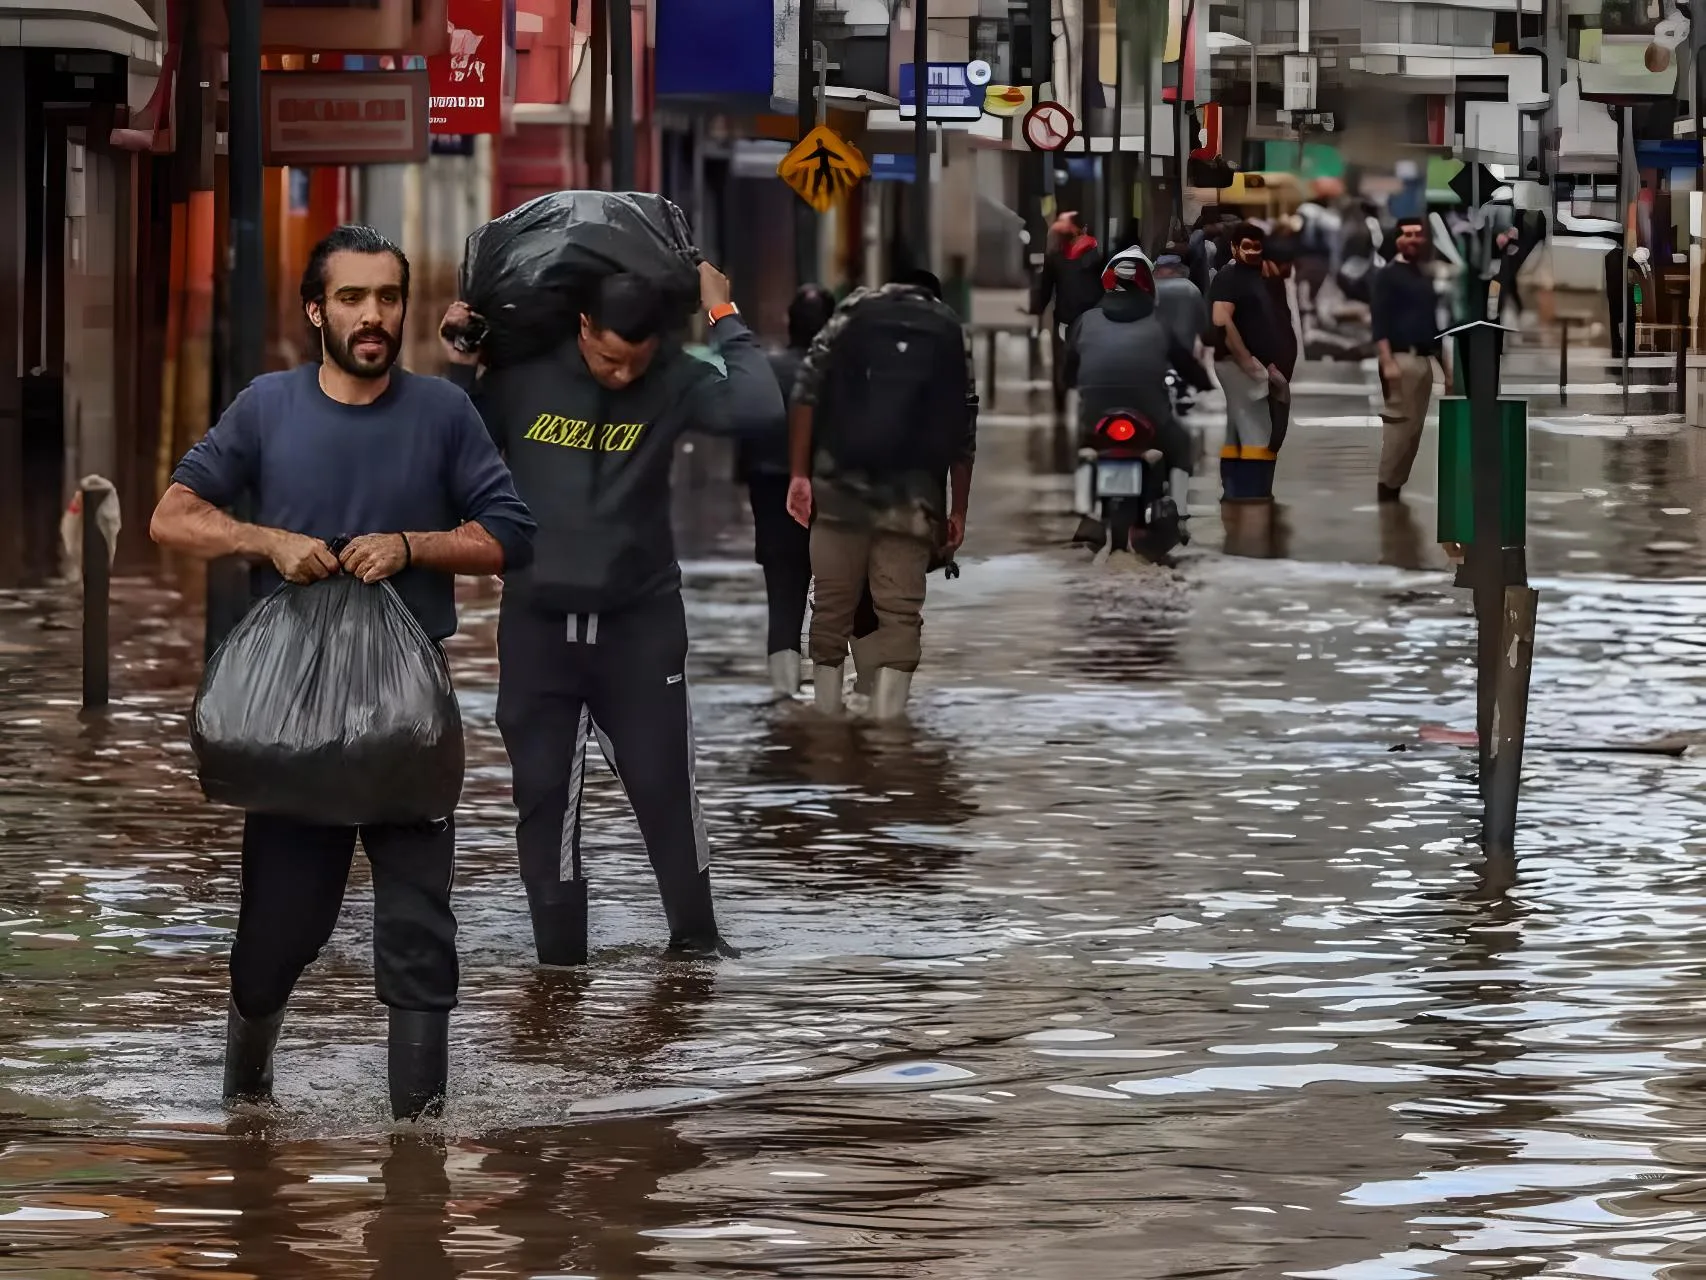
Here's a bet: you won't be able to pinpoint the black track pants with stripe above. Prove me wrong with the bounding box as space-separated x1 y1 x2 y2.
231 813 458 1017
495 590 718 945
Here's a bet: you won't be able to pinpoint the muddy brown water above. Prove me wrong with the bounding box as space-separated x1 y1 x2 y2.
5 407 1706 1278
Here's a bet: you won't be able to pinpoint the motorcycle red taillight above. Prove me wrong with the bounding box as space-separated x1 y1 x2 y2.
1095 413 1154 449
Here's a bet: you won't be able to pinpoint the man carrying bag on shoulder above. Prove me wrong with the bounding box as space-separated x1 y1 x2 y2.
785 269 978 720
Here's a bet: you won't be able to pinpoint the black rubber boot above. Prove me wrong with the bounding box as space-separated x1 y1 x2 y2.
526 879 589 967
222 1001 285 1106
664 870 736 958
666 933 742 959
387 1009 449 1123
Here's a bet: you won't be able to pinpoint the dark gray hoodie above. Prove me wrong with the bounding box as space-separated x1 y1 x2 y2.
451 316 783 616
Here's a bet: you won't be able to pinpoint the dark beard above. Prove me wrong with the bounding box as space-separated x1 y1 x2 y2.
323 322 400 379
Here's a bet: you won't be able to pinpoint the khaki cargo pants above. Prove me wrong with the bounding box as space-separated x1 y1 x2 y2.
1378 353 1436 490
809 520 932 674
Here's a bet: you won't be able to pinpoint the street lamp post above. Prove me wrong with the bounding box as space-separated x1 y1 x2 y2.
913 0 931 271
208 0 265 659
609 0 635 189
795 0 818 287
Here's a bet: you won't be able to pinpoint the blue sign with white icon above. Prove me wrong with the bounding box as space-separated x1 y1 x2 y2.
898 60 989 121
871 154 917 183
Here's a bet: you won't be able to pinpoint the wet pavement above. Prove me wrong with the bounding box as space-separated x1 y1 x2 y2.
6 366 1706 1278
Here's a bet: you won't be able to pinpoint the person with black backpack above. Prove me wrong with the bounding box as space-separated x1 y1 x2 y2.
784 269 977 720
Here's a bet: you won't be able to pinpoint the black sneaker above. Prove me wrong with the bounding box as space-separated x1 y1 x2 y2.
1377 484 1403 504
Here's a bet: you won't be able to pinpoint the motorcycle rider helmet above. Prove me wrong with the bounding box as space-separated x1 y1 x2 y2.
1101 245 1156 296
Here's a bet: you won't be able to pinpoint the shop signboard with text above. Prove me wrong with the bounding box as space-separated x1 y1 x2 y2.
262 70 430 166
427 0 513 134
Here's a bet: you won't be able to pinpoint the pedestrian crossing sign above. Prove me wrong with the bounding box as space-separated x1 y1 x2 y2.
777 125 870 213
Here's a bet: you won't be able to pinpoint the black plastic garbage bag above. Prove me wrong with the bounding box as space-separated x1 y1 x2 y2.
452 190 700 366
191 575 465 827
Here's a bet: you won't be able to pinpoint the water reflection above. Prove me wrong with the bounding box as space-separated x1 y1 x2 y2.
366 1138 455 1280
6 406 1706 1276
1220 499 1292 560
1377 499 1430 573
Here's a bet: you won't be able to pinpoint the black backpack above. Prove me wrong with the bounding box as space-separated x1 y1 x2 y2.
818 293 970 476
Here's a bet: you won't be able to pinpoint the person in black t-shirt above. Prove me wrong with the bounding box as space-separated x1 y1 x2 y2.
1209 223 1289 501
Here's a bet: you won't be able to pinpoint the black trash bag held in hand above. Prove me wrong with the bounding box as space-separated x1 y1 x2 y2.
450 190 701 366
191 574 465 827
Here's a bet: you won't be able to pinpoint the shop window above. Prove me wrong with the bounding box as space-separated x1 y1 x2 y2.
1493 11 1519 52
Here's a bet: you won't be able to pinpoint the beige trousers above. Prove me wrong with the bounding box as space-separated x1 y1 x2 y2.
1378 353 1436 490
809 521 932 674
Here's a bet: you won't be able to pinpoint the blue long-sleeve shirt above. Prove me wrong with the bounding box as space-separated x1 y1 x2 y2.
171 363 536 640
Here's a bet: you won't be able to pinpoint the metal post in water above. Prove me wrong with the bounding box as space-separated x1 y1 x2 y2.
82 487 111 710
1485 583 1538 854
1677 323 1689 419
1463 321 1505 790
1620 104 1634 417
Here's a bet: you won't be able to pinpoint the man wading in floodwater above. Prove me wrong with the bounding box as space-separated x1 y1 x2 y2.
441 262 783 966
151 226 536 1120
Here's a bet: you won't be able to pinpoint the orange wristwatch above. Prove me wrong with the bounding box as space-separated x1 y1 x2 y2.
707 302 740 325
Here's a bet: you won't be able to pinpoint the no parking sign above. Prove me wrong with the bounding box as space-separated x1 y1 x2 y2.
1022 101 1076 151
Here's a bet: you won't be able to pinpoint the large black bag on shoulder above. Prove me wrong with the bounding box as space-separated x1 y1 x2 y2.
191 575 465 828
818 293 970 476
456 190 701 367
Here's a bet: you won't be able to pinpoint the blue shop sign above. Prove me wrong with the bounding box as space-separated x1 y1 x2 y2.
871 153 917 183
898 62 985 121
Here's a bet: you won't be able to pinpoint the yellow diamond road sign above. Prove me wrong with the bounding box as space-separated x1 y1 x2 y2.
777 125 870 213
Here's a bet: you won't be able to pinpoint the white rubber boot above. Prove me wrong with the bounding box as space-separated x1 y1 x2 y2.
1170 466 1193 542
850 635 878 696
1170 467 1192 510
870 667 914 721
812 665 845 714
768 650 802 697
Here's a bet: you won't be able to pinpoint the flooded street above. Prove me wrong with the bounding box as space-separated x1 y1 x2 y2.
6 376 1706 1278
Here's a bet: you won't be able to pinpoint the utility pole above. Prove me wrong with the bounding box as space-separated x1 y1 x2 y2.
207 0 264 659
609 0 635 189
588 0 608 186
1105 7 1121 247
794 0 818 288
1620 104 1634 414
1688 0 1704 410
1079 0 1097 233
1030 0 1055 238
1139 9 1152 248
228 0 263 398
1175 0 1194 239
912 0 931 271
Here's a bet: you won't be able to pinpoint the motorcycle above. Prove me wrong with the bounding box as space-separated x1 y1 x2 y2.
1072 409 1186 559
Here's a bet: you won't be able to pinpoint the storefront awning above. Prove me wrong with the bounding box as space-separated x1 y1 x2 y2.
1 0 160 60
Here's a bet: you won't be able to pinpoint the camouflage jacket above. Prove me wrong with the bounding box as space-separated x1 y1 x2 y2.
791 283 979 540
